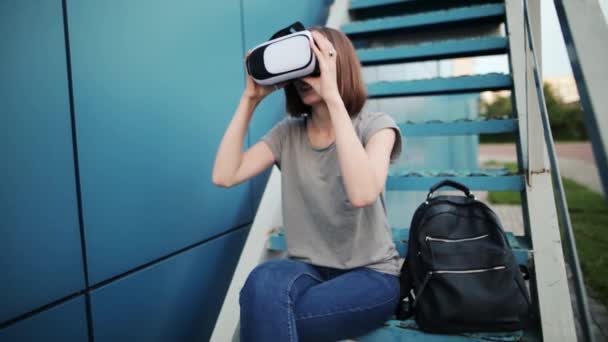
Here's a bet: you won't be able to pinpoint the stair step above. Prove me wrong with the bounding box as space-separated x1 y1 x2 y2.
270 228 529 268
367 73 512 98
269 227 408 255
360 319 528 342
342 3 505 38
399 118 517 136
387 169 524 191
358 37 508 66
350 0 417 11
349 0 505 21
350 0 503 12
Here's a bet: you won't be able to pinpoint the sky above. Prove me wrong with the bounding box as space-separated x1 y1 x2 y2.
475 0 607 77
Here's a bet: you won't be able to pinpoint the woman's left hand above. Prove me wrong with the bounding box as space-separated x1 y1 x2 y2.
303 31 341 104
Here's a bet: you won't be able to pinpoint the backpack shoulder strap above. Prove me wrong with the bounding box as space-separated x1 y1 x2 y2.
395 258 414 319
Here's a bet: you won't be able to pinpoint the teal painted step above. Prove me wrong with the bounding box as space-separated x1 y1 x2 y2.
359 320 530 342
269 227 530 268
350 0 417 11
350 0 503 12
357 37 508 65
367 73 512 98
398 118 517 136
342 3 505 37
268 227 408 254
387 169 524 191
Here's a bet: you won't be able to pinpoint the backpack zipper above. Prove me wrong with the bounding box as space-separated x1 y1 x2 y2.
430 265 506 275
425 234 489 243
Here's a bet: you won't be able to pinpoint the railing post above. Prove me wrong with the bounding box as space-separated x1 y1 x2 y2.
523 1 595 340
504 1 577 340
525 0 545 177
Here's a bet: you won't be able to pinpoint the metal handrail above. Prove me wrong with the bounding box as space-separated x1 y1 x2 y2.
523 1 594 341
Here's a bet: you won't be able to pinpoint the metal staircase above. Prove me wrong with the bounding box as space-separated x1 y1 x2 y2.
269 0 591 340
213 1 597 341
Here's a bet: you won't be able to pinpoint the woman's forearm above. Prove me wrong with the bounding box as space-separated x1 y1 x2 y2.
212 95 260 187
327 97 380 207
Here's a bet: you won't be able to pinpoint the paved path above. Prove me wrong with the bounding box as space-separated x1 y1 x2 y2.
479 142 604 195
479 142 607 341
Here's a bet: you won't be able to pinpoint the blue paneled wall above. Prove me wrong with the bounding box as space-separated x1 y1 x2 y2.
0 0 331 339
67 0 253 285
0 0 85 324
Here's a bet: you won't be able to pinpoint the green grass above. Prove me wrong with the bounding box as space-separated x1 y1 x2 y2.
562 178 608 307
486 162 608 306
485 161 522 205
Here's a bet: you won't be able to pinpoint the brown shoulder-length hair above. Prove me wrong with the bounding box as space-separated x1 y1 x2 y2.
284 26 367 118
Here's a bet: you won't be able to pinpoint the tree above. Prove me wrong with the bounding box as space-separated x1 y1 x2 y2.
480 94 511 119
479 82 587 141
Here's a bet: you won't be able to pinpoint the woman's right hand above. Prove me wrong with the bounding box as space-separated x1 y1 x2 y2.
243 51 286 102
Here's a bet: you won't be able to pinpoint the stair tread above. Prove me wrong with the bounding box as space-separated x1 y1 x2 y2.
398 117 517 136
388 168 517 177
387 169 524 191
269 228 529 268
357 37 508 65
342 3 505 36
350 0 416 11
367 73 512 98
361 319 529 341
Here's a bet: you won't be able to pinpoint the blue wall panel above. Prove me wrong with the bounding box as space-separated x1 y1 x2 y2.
0 296 87 342
66 0 252 284
0 0 85 323
90 226 249 341
242 0 333 212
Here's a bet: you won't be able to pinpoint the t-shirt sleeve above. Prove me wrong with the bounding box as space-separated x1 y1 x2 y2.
260 117 291 168
361 112 403 163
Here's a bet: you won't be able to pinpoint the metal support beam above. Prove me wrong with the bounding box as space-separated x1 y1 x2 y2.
553 0 608 196
505 1 576 340
505 0 532 178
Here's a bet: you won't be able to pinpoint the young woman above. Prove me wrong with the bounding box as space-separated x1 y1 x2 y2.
212 26 402 341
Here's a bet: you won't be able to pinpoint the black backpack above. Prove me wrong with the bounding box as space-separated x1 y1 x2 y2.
396 180 530 333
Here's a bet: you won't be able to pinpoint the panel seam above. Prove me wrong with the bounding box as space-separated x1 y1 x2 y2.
61 1 95 341
0 222 252 330
89 222 252 290
239 0 257 219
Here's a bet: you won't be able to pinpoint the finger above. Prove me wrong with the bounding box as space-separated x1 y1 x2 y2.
310 31 326 53
311 31 333 53
309 38 325 66
310 39 321 57
311 32 336 61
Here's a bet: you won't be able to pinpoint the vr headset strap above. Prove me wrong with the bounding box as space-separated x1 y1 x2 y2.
270 21 306 39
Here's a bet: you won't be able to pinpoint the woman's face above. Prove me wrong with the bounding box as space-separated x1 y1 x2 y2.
293 79 323 106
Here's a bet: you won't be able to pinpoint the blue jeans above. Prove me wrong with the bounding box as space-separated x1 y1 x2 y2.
239 258 400 342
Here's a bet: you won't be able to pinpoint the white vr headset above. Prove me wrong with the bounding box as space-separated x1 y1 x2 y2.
247 22 320 86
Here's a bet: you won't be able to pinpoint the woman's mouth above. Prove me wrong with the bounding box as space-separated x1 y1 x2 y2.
295 81 312 93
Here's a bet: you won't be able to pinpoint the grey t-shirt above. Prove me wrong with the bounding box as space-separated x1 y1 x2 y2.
261 111 403 276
